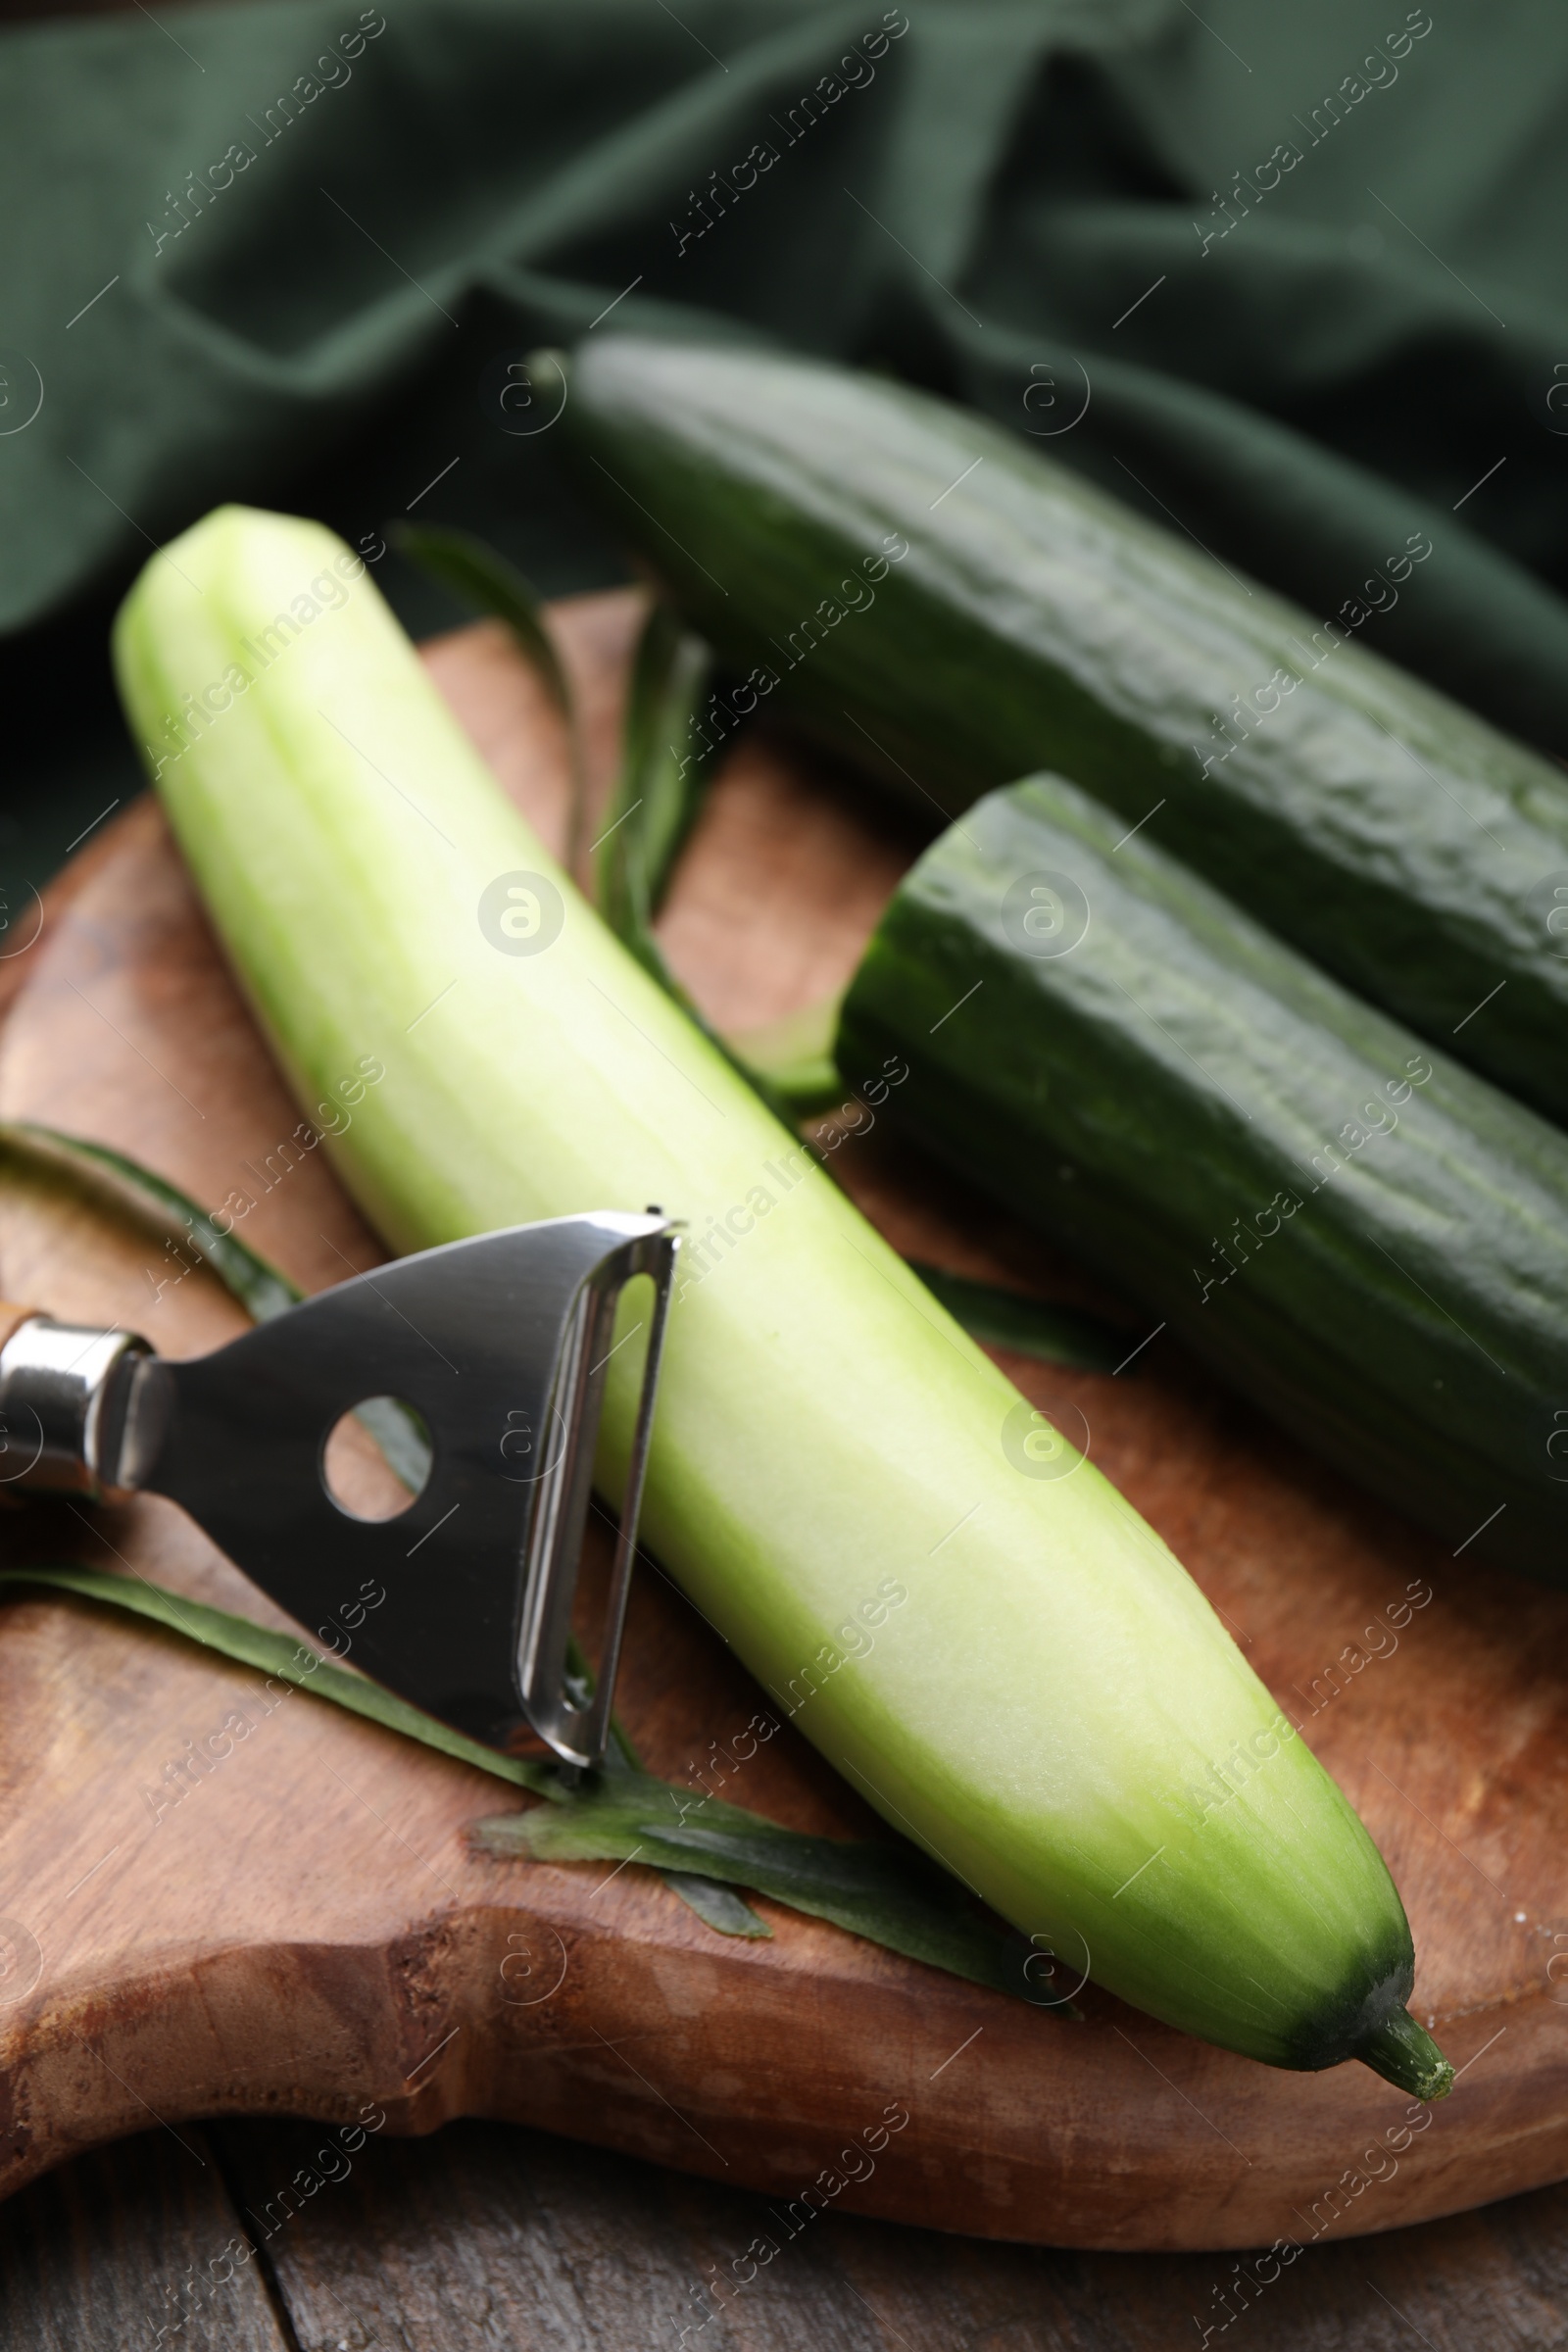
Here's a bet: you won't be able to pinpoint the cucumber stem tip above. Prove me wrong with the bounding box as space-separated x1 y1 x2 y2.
1355 2007 1454 2102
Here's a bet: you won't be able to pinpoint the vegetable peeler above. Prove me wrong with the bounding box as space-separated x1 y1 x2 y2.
0 1213 680 1766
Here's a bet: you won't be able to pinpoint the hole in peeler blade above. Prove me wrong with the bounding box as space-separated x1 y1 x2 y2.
320 1396 433 1521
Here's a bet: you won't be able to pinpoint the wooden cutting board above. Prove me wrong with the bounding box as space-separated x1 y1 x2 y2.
0 592 1565 2255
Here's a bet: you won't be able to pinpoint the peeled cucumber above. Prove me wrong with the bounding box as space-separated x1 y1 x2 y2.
111 505 1450 2098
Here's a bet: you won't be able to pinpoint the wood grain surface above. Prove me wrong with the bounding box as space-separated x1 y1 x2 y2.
6 2106 1568 2352
0 594 1565 2259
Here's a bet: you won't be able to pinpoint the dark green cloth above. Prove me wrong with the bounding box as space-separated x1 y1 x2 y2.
3 0 1565 879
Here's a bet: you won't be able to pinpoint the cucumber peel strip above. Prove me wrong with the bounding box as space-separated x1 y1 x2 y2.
587 606 797 1117
395 522 590 880
724 994 845 1112
0 1562 546 1783
468 1769 1054 1996
905 1265 1131 1376
0 1121 431 1495
0 1563 1061 1995
3 1120 299 1323
596 600 715 952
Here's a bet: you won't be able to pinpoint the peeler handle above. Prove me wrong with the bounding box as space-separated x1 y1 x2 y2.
0 1308 153 1497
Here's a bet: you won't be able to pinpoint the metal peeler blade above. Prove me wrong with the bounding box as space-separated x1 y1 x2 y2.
0 1212 680 1766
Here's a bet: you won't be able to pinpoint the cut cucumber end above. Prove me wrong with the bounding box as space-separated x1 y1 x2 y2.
1354 2008 1454 2101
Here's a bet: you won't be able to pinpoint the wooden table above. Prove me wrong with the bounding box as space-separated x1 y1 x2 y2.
3 2108 1568 2349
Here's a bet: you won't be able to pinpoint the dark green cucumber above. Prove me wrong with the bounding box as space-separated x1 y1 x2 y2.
837 774 1568 1585
563 335 1568 1127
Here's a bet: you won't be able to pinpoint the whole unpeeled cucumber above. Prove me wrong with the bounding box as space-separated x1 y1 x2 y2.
560 335 1568 1129
838 773 1568 1585
112 505 1449 2099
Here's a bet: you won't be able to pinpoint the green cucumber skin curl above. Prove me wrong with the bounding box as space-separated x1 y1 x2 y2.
113 507 1446 2096
838 774 1568 1587
560 334 1568 1130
